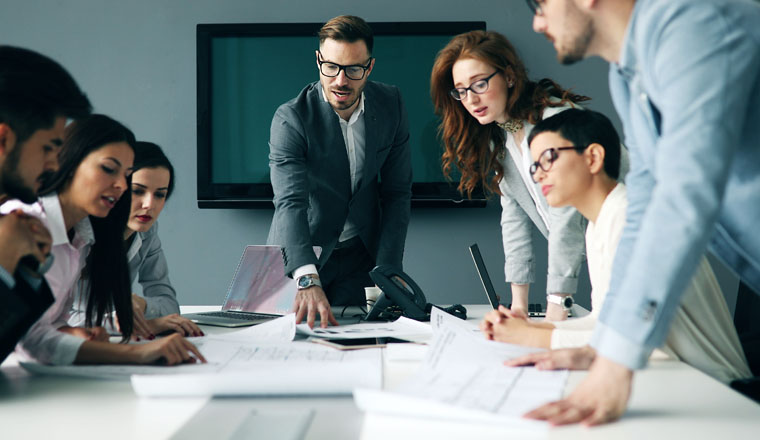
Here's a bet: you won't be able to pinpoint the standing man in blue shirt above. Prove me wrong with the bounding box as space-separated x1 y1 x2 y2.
0 46 91 363
267 16 412 329
514 0 760 425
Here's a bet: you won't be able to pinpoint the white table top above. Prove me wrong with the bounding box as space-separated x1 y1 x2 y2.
1 304 758 439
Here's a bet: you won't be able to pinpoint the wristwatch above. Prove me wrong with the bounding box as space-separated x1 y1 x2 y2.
296 274 322 290
547 294 574 311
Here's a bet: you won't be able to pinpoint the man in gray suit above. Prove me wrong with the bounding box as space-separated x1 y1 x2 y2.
267 15 412 328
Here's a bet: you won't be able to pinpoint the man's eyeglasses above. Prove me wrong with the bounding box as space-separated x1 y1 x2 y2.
529 146 586 182
526 0 545 16
449 71 500 100
317 50 373 80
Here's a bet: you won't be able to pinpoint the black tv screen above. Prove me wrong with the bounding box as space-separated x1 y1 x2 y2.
197 21 487 208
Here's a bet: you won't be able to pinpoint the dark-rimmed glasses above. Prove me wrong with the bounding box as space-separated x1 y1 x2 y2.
529 146 586 182
317 50 373 80
526 0 545 16
449 71 500 100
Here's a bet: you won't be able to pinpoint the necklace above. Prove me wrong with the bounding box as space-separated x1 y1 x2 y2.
497 119 524 133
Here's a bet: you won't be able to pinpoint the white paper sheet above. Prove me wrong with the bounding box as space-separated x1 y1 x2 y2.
20 315 300 380
353 307 567 430
21 315 383 396
205 313 297 343
128 340 382 397
296 316 431 340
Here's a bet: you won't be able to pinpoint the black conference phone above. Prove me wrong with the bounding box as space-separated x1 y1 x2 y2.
365 265 466 322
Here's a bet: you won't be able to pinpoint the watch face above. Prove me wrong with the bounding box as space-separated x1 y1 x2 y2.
298 276 311 288
562 296 574 309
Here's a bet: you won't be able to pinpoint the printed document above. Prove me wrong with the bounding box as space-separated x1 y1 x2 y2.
354 307 568 431
20 315 383 396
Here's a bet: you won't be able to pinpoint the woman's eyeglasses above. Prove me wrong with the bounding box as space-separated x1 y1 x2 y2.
529 146 587 182
449 71 500 100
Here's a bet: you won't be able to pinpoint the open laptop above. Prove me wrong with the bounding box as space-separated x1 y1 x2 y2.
468 243 547 318
183 246 305 327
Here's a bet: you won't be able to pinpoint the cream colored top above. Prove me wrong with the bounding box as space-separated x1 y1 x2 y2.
551 184 750 383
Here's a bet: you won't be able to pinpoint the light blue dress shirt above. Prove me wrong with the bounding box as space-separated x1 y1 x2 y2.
591 0 760 369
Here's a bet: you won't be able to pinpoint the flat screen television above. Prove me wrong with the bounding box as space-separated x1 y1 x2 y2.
197 21 487 208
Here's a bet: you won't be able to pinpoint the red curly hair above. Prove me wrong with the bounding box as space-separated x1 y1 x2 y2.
430 30 589 197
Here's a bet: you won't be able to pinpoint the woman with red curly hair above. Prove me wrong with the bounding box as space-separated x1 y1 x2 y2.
431 30 597 320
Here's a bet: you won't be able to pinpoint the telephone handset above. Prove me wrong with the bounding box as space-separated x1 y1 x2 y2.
366 265 466 322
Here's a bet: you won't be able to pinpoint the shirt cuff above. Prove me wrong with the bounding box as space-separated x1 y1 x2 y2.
546 274 578 295
293 264 318 280
52 333 86 366
590 321 653 370
143 296 159 319
0 265 15 289
504 259 535 285
16 269 43 291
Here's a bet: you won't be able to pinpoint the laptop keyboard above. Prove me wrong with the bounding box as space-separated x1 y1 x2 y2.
200 311 279 320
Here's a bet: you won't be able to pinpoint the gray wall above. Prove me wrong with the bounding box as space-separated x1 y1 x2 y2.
3 0 738 311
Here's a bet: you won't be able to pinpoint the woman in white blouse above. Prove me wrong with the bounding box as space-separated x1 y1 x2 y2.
482 109 749 383
3 115 204 366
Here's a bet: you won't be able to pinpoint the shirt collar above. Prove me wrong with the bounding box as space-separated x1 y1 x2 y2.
126 230 143 261
321 83 365 123
40 193 95 248
614 0 641 80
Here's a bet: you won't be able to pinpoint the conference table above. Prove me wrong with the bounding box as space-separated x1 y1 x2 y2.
1 305 758 439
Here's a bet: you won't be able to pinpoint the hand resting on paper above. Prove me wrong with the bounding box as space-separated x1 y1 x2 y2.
294 285 339 329
521 354 633 426
121 294 204 340
135 333 207 366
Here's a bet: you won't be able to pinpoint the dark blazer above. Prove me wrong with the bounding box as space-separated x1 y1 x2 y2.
267 81 412 276
0 273 54 364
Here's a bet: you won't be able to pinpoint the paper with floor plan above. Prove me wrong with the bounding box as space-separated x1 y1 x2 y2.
130 343 382 397
20 314 299 380
21 314 383 395
353 307 568 431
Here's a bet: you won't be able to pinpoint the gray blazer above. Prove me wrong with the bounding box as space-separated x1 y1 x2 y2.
267 81 412 276
68 222 180 327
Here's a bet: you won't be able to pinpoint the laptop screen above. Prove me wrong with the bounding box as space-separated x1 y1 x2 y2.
222 246 297 315
469 244 500 310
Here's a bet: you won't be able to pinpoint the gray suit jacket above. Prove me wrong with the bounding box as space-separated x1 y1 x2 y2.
267 81 412 276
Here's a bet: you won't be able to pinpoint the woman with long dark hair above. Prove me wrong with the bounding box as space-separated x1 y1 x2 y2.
431 30 597 320
2 114 203 365
69 141 202 339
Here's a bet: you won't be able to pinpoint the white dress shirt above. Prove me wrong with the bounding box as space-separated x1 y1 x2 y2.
504 129 551 231
1 194 93 365
294 91 367 280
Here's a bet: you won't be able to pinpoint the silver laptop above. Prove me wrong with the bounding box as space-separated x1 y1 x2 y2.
183 245 302 327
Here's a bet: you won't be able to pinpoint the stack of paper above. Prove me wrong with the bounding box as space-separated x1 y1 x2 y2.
296 316 432 341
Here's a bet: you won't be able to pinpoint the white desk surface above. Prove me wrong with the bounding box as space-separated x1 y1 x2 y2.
1 304 758 440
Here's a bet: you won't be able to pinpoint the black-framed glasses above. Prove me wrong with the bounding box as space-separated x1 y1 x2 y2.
529 146 586 182
525 0 545 16
317 50 373 80
449 71 500 101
